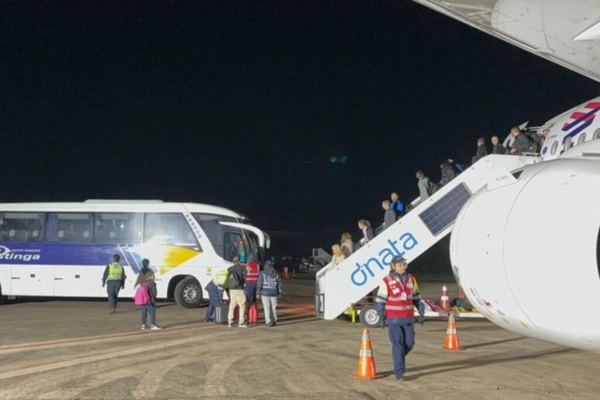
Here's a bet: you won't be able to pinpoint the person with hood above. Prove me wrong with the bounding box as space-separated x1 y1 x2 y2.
135 258 152 288
256 260 283 327
438 159 457 187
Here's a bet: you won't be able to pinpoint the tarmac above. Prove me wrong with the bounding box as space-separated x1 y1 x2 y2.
0 279 599 400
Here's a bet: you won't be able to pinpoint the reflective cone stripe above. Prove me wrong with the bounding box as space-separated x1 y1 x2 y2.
443 314 463 351
440 284 450 310
351 328 383 380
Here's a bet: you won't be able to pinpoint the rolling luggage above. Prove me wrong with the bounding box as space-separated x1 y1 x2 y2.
215 305 229 324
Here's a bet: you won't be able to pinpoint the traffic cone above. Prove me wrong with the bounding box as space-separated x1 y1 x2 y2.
443 313 463 351
440 284 450 310
350 329 383 380
282 266 290 280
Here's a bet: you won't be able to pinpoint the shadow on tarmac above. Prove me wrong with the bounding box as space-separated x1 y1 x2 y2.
405 347 574 381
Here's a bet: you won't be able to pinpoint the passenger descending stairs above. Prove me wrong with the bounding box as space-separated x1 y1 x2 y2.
315 154 541 320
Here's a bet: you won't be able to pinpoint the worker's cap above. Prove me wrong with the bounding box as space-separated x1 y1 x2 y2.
240 256 247 263
265 260 273 266
391 255 407 264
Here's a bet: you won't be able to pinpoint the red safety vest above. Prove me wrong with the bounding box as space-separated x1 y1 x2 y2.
245 261 260 284
383 273 416 319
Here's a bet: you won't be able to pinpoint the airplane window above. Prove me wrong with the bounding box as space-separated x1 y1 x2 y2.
564 137 573 150
594 129 600 139
578 132 587 145
551 141 559 155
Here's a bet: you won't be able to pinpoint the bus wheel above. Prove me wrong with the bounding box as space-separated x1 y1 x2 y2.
360 305 382 328
174 277 202 308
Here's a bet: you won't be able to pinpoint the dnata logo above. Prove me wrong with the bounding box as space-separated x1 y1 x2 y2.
0 246 41 262
561 101 600 140
350 232 418 286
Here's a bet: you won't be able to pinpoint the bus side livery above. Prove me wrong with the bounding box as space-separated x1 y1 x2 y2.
0 200 268 308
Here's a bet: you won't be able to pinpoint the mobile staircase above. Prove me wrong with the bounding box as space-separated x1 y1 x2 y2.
315 154 541 324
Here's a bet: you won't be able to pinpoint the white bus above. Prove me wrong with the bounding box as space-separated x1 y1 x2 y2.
0 200 269 308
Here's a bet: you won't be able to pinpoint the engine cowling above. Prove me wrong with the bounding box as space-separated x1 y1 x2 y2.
450 140 600 352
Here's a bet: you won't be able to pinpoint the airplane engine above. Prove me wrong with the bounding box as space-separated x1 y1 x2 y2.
450 140 600 352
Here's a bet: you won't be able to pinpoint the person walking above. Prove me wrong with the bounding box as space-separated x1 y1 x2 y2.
375 255 425 381
140 271 162 330
256 260 282 327
102 254 127 313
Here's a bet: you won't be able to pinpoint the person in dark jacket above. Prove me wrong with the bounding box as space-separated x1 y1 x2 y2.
510 127 531 155
472 137 488 164
102 254 127 313
256 260 283 327
439 159 456 186
227 257 248 328
141 271 161 330
491 135 507 154
135 258 152 288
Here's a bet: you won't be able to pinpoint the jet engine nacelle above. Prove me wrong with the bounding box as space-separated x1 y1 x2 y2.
450 140 600 352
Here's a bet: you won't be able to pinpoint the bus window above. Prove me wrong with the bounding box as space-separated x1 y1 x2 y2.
144 213 200 250
94 213 143 243
46 213 93 243
578 132 587 145
224 231 248 262
193 214 237 258
551 141 559 155
0 212 44 242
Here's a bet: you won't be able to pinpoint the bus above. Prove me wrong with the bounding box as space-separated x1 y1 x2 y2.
0 200 270 308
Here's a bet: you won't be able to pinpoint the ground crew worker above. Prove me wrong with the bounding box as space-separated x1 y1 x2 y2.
204 268 228 322
102 254 127 313
375 255 425 381
245 255 260 304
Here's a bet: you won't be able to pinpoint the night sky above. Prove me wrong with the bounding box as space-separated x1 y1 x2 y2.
2 0 599 241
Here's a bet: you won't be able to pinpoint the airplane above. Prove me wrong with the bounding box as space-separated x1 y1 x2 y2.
408 0 600 351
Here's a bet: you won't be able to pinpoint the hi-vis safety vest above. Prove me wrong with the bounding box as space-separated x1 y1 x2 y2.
107 262 124 281
383 273 417 319
213 270 229 290
245 261 260 284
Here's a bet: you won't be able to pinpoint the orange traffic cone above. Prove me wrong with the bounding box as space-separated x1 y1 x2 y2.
443 313 463 351
440 284 450 310
282 266 290 280
350 329 383 380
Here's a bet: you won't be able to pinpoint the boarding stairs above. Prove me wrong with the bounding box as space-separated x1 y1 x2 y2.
315 154 541 320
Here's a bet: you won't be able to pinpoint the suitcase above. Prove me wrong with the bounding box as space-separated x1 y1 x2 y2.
248 303 258 324
215 305 229 324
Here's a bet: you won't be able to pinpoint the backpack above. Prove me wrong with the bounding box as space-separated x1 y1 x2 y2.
227 269 243 288
134 282 151 305
427 181 439 196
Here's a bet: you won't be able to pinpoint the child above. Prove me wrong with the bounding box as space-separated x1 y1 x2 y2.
141 271 162 330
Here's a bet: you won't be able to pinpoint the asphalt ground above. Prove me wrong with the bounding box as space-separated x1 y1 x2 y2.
0 279 598 399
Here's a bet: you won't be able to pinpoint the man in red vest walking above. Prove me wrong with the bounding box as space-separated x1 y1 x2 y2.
375 255 425 381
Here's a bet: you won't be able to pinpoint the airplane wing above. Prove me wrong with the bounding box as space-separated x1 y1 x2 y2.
410 0 600 83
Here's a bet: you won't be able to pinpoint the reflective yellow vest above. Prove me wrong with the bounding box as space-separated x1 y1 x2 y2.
213 269 228 289
107 262 124 281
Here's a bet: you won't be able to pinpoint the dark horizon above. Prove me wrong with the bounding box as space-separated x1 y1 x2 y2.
2 0 599 241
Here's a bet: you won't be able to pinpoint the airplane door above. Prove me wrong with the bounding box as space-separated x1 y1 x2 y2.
10 264 54 296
